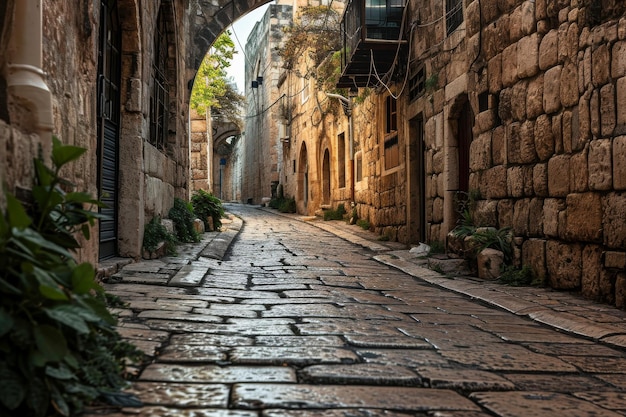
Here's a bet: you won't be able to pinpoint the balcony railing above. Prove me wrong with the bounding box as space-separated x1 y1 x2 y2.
339 0 406 88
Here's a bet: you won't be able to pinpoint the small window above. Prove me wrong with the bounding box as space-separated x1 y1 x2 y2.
409 65 425 102
384 96 400 169
446 0 463 36
356 152 363 182
338 133 346 188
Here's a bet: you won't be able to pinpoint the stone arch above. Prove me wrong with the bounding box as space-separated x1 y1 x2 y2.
297 142 309 214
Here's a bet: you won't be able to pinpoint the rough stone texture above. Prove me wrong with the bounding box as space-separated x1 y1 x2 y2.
544 65 563 114
547 154 570 197
565 193 603 242
603 193 626 249
588 139 613 190
476 248 504 280
546 240 582 289
522 238 547 282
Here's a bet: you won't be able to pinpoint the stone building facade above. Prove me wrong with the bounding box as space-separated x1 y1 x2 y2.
401 0 626 306
265 0 626 307
240 1 294 205
0 0 270 264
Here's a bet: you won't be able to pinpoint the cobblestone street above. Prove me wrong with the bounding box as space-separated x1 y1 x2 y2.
91 204 626 417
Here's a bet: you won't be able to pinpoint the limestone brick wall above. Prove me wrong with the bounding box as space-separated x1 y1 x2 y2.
190 108 210 193
405 0 626 306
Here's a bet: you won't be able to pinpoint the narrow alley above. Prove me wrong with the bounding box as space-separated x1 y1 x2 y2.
90 205 626 417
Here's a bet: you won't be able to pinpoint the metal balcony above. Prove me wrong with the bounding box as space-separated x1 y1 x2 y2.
337 0 406 89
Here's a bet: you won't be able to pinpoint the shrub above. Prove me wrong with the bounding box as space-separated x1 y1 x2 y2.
191 190 224 230
268 195 296 213
143 216 177 255
356 219 370 230
498 265 537 286
278 197 296 213
168 198 200 243
323 203 346 221
0 137 141 416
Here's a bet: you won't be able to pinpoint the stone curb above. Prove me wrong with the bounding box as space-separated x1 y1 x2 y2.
261 207 626 350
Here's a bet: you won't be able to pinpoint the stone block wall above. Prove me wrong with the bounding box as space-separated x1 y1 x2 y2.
402 0 626 306
471 0 626 306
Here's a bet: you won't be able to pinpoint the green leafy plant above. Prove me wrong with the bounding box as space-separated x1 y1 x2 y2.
428 240 445 254
268 195 296 213
0 137 142 416
472 227 514 265
323 203 346 221
168 198 200 243
191 190 224 230
143 216 177 255
356 219 370 230
498 264 537 286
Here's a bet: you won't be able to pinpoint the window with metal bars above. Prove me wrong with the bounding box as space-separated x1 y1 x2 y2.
446 0 463 36
384 96 400 169
150 6 170 151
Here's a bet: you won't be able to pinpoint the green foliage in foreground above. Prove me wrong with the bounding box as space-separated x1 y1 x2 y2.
0 138 142 416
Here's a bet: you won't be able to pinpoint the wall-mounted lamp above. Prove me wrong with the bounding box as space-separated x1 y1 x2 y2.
251 80 259 88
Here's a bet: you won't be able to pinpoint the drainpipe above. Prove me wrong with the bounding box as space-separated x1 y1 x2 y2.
7 0 53 146
326 92 354 204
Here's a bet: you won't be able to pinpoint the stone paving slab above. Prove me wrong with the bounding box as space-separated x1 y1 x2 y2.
139 364 297 383
89 408 259 417
300 363 421 386
169 264 208 286
262 410 419 417
95 205 626 417
470 391 624 417
231 384 481 411
125 382 229 407
229 346 359 365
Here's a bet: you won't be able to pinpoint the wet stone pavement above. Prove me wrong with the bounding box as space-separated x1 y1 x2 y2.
88 204 626 417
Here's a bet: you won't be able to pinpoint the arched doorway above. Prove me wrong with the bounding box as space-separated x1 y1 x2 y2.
322 148 331 204
298 143 309 213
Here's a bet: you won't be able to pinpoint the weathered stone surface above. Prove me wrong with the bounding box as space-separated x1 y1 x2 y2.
439 344 576 371
600 83 616 136
517 33 539 79
592 44 610 87
539 29 558 70
526 75 544 119
588 139 612 190
617 78 626 134
502 44 519 87
512 81 529 121
533 163 548 196
301 364 421 386
547 154 570 197
605 251 626 269
603 193 626 248
569 149 589 193
229 346 359 365
140 364 297 383
544 65 563 114
513 199 530 235
534 114 554 161
231 384 480 411
546 240 582 289
565 193 602 242
476 248 504 280
470 133 492 171
543 198 565 237
560 62 579 108
126 382 229 407
581 244 603 300
480 166 508 199
488 54 503 93
471 391 623 417
522 238 547 282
